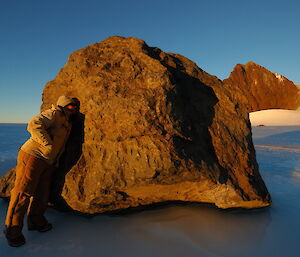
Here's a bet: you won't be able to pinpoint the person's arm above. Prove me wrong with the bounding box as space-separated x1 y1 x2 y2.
27 109 56 146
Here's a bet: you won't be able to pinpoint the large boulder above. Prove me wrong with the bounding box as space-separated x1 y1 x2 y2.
224 61 300 112
0 36 271 213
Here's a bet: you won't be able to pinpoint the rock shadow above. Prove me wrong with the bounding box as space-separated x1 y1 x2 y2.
50 112 85 211
147 47 228 183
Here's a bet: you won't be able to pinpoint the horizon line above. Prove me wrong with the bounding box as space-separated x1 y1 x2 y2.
0 122 28 124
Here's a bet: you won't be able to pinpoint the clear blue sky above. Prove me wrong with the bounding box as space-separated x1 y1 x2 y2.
0 0 299 123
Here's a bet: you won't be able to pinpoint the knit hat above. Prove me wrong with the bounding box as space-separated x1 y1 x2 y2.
56 95 77 108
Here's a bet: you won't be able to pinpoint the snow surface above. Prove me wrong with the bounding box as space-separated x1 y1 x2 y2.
1 111 300 256
249 109 300 126
274 73 284 82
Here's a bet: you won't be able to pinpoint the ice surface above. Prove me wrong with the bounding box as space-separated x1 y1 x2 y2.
252 126 300 147
1 114 300 256
0 124 29 175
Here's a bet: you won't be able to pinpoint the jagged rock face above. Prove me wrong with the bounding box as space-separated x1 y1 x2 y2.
224 62 300 112
0 37 271 213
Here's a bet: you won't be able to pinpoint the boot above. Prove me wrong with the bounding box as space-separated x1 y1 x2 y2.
27 215 53 232
3 225 26 247
28 222 52 232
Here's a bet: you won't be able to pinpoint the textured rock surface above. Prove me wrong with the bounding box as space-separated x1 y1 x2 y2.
0 168 15 197
0 36 271 213
224 62 300 112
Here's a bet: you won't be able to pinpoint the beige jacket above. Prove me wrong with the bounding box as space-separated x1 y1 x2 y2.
21 105 72 166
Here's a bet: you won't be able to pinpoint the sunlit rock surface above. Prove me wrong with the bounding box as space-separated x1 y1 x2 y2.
0 36 271 213
223 62 300 112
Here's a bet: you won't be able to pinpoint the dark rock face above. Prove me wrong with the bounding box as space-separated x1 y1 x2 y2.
224 62 300 112
0 168 15 197
0 37 271 213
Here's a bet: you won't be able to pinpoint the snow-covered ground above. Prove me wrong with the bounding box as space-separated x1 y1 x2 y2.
249 109 300 126
1 110 300 257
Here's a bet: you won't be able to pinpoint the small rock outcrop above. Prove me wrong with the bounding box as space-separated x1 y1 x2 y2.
224 62 300 112
0 37 271 213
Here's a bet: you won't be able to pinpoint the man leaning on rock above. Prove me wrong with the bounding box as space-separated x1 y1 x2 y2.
3 95 80 247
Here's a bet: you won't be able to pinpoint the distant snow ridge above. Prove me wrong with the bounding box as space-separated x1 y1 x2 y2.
250 109 300 126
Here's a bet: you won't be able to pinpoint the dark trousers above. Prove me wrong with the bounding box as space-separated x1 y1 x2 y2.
5 150 53 235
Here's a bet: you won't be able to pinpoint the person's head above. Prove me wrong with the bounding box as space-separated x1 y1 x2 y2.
56 95 80 118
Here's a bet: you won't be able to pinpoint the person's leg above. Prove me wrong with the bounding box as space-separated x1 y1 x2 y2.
27 164 54 231
5 150 30 230
4 150 48 245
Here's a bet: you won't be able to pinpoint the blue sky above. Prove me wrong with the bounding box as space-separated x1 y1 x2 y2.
0 0 299 123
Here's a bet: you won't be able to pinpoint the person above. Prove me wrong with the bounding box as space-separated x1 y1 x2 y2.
3 95 80 247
